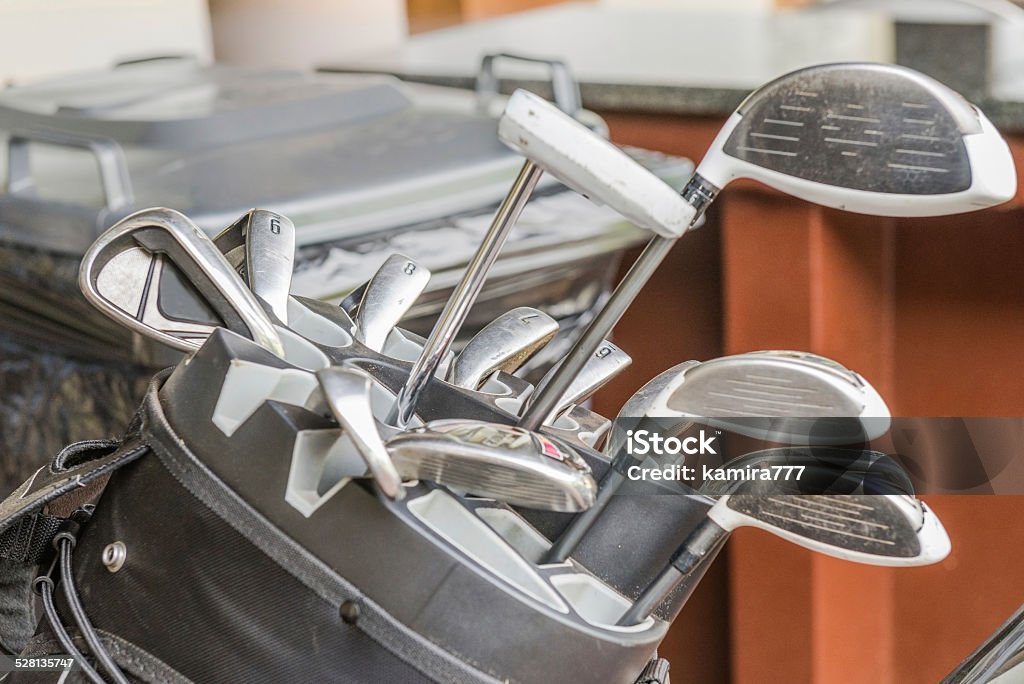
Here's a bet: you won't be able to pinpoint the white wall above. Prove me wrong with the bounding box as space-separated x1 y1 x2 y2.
208 0 407 70
0 0 212 87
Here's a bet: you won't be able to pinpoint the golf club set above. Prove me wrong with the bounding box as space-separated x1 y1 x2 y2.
0 61 1015 683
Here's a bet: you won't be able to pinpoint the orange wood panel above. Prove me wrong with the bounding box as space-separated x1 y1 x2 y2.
589 113 731 684
405 0 463 33
405 0 579 32
891 210 1024 414
460 0 577 21
599 110 1024 683
720 134 1024 683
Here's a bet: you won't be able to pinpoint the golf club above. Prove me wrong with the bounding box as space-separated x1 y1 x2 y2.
447 307 559 390
317 367 404 501
648 349 891 443
542 351 891 563
530 339 632 425
385 419 597 512
388 88 692 427
697 446 915 497
617 493 950 625
519 62 1017 432
212 208 296 325
80 207 284 356
352 254 431 352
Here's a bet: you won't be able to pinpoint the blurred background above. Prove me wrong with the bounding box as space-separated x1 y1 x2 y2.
2 1 1023 682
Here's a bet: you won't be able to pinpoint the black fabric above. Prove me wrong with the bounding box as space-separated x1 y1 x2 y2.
0 515 63 563
0 427 150 657
11 630 194 683
0 559 36 654
0 439 148 540
68 452 435 684
139 374 499 684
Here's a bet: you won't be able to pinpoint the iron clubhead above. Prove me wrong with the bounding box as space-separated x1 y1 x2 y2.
353 254 431 352
528 340 632 424
385 420 596 512
213 208 296 325
79 207 283 356
447 307 559 390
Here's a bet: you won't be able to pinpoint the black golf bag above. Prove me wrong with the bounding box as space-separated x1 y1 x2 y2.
0 330 719 683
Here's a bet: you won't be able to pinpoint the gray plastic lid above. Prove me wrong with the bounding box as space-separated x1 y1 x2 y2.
0 61 412 148
0 62 531 254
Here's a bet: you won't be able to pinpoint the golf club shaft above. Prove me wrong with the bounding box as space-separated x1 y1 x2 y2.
617 518 726 626
389 161 544 426
543 469 625 563
518 235 675 430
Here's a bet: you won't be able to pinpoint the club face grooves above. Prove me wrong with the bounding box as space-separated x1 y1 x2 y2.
726 63 975 194
387 423 596 512
725 494 923 559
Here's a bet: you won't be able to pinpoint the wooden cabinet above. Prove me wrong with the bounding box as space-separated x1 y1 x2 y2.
598 110 1024 684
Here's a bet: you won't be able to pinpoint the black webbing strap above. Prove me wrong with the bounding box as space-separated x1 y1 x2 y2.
0 513 65 564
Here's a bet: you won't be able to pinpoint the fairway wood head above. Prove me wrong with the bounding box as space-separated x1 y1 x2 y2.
447 306 559 390
691 62 1016 216
709 493 950 566
386 420 596 512
605 360 701 458
80 207 283 356
213 209 296 325
317 367 404 501
530 339 631 424
648 350 890 444
353 254 431 352
499 89 694 237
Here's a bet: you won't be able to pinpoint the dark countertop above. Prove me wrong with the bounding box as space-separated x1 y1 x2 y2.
323 3 1024 132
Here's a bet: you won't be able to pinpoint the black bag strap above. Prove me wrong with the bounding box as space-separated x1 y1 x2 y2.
0 373 164 658
0 437 150 565
0 371 169 565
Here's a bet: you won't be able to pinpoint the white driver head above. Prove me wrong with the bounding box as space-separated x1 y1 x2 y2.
688 62 1016 219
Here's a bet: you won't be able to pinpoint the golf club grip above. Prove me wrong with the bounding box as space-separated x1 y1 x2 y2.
617 518 727 626
519 235 676 430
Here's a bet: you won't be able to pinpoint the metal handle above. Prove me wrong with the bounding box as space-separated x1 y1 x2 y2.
476 53 581 116
5 128 134 211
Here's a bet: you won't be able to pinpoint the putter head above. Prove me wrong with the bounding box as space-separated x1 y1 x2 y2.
499 89 695 237
353 254 431 352
693 62 1016 216
79 207 284 356
530 340 632 424
709 493 951 566
212 209 296 325
648 350 891 444
447 307 559 390
386 420 597 512
317 367 404 501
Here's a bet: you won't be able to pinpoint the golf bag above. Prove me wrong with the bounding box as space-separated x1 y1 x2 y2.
0 331 685 683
